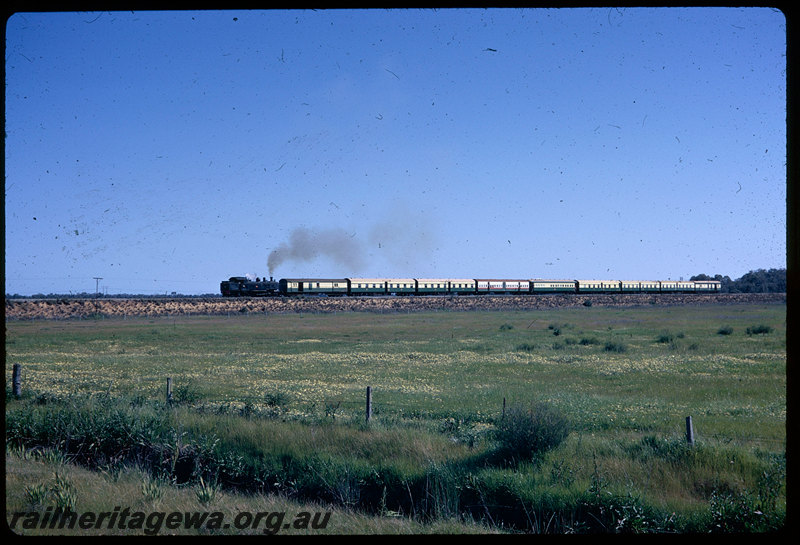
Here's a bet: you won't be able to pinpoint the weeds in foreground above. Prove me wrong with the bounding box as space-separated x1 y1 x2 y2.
195 476 219 505
141 473 166 502
708 489 785 533
23 472 77 511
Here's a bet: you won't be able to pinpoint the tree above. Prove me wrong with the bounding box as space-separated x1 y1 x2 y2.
733 268 786 293
691 269 785 293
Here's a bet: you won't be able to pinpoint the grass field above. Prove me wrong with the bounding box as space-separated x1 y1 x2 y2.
5 302 787 534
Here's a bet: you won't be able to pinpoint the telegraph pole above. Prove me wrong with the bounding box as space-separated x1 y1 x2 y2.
93 277 103 314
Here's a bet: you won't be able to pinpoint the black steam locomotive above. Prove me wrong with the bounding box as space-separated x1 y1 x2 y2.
219 277 280 297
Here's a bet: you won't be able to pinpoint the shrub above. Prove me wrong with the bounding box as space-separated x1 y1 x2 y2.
264 390 292 408
604 341 627 353
173 382 202 405
495 401 570 462
746 324 773 335
717 326 733 335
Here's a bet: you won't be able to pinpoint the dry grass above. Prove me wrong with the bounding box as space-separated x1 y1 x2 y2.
6 450 498 535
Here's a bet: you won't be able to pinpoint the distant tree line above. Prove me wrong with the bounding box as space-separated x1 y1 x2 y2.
691 268 786 293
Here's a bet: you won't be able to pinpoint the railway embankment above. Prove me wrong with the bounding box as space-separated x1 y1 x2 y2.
4 293 786 320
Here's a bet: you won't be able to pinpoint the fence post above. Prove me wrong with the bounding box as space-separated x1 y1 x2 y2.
502 397 506 420
12 364 22 398
366 386 372 423
166 377 173 405
685 416 694 446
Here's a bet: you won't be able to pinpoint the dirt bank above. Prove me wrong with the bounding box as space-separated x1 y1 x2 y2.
4 293 786 320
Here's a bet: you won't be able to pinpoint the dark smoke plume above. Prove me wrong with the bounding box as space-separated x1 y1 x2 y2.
267 227 365 276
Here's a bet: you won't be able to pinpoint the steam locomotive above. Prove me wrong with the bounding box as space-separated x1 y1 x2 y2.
220 277 281 297
220 276 722 297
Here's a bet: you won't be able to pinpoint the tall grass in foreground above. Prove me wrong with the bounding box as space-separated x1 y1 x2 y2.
6 448 497 535
5 390 785 533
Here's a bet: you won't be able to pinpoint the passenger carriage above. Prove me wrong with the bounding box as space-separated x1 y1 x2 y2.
505 280 530 293
278 278 348 295
620 280 640 293
448 279 477 295
659 280 696 293
416 279 450 295
530 279 577 293
693 280 722 293
385 278 417 295
638 281 661 293
347 278 388 296
576 280 621 293
619 281 662 293
476 279 529 294
676 281 698 293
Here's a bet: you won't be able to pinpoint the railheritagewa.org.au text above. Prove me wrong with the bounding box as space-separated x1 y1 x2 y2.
9 507 332 535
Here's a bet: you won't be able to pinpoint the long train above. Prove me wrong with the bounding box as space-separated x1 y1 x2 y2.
220 276 722 297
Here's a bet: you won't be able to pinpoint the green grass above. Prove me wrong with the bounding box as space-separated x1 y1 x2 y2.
5 302 786 533
5 449 497 535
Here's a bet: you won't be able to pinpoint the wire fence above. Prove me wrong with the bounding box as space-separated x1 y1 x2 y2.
9 364 786 448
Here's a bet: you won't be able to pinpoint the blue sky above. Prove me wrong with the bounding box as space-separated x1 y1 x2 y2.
5 8 787 295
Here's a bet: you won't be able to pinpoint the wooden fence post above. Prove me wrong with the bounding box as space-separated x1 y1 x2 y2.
166 377 173 404
502 397 506 420
685 416 694 446
12 364 22 398
366 386 372 423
